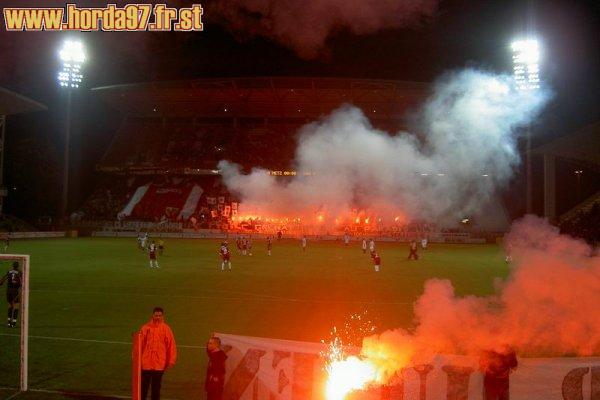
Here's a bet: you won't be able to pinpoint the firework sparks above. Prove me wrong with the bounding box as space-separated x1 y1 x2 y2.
342 311 378 346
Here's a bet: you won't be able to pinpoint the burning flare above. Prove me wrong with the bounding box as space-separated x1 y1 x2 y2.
322 314 383 400
325 356 377 400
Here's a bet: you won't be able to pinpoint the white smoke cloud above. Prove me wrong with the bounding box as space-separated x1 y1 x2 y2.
219 69 550 227
210 0 439 59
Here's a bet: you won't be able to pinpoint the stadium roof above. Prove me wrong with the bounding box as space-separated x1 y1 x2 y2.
92 77 429 120
0 87 46 116
532 121 600 167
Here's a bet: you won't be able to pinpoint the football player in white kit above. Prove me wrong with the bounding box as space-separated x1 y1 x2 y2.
369 238 375 255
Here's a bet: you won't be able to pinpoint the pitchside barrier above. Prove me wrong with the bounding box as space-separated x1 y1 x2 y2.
201 333 600 400
93 230 488 243
6 231 66 239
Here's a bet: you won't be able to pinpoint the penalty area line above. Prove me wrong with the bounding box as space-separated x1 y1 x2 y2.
0 333 205 349
31 288 412 305
3 392 20 400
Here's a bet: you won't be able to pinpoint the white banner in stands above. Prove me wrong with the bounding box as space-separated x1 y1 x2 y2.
118 185 149 218
178 185 203 220
216 333 600 400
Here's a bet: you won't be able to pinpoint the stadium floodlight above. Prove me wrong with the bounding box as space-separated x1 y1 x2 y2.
57 39 85 223
511 39 540 91
511 37 540 214
57 40 85 89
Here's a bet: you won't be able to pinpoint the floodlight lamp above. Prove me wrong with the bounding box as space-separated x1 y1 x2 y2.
511 40 539 65
511 38 541 91
59 40 86 64
57 39 86 89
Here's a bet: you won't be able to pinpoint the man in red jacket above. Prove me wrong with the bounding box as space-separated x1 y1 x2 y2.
139 307 177 400
206 335 228 400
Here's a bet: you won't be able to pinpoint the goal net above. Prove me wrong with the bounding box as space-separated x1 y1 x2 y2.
0 254 30 397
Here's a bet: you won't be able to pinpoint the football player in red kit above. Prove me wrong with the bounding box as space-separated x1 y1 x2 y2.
241 238 247 256
219 242 232 271
408 240 419 260
236 237 242 255
372 252 381 272
148 240 160 269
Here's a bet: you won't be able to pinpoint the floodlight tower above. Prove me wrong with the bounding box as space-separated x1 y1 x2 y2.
511 38 540 214
57 39 85 224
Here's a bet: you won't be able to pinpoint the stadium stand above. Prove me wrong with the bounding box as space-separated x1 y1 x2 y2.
533 121 600 245
74 77 427 230
0 87 47 222
559 191 600 245
74 77 519 240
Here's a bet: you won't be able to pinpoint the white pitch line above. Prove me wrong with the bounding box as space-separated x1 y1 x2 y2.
30 288 412 305
0 387 179 400
34 285 288 300
31 388 135 399
0 333 205 349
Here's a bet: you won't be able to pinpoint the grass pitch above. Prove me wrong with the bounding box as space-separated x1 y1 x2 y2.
0 237 508 399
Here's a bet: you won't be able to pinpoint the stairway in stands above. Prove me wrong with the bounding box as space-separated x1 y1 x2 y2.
559 190 600 225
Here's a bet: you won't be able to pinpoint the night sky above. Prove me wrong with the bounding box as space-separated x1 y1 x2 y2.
0 0 598 222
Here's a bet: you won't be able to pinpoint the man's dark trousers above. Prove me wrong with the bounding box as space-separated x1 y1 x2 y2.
141 370 164 400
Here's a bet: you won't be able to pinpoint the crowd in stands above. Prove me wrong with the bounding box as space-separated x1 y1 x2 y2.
74 119 302 229
74 177 132 221
76 176 452 235
75 175 233 228
101 121 298 171
230 126 296 169
560 202 600 245
0 214 36 232
77 119 505 238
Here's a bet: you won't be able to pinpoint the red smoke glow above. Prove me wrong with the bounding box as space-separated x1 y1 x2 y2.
355 216 600 385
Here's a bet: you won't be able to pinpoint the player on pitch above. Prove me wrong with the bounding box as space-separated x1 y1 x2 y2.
0 262 21 327
371 252 381 272
2 234 9 253
148 240 160 269
219 242 232 271
267 236 273 256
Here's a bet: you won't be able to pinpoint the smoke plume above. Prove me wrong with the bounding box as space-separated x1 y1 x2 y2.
360 216 600 381
219 69 550 227
210 0 439 59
